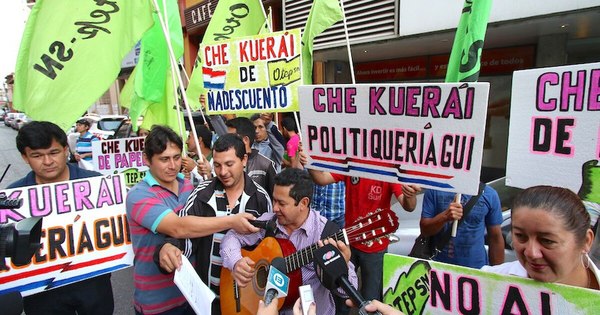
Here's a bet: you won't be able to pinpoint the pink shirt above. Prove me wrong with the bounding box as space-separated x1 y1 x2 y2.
286 134 300 158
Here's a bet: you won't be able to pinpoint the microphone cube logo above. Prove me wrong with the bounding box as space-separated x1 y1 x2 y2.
268 266 290 294
274 273 285 287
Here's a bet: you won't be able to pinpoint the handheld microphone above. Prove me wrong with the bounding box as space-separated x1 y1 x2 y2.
249 219 278 235
314 244 382 315
263 257 289 306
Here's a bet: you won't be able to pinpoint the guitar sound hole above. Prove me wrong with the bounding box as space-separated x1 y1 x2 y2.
256 265 268 289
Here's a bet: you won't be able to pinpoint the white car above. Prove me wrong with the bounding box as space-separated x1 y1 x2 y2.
67 114 127 155
388 177 518 263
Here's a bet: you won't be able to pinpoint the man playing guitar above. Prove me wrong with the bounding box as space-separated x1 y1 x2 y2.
220 168 358 314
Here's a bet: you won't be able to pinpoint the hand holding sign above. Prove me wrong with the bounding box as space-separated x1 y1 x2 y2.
451 193 462 237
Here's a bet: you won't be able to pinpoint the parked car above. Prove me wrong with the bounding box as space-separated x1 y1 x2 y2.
10 113 26 130
4 112 19 127
15 115 31 130
388 177 519 263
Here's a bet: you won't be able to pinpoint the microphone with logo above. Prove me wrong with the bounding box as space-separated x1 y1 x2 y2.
314 244 382 315
263 257 290 306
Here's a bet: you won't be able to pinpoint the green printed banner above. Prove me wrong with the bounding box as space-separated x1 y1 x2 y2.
13 0 154 131
186 0 267 110
383 254 600 314
201 29 302 115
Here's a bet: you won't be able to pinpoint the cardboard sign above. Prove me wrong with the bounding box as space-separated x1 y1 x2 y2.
506 62 600 197
299 83 490 194
383 254 600 315
92 137 148 186
0 174 133 297
201 29 302 115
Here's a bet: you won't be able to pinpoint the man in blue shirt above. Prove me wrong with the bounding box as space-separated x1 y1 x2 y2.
420 184 505 268
74 118 99 162
8 121 113 315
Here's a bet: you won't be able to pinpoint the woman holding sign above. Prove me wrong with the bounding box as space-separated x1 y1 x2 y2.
483 186 600 290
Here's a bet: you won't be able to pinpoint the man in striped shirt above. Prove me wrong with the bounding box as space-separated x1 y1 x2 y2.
126 127 262 315
73 118 99 162
156 133 272 314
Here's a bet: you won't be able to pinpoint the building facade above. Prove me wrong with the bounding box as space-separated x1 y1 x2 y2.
180 0 600 181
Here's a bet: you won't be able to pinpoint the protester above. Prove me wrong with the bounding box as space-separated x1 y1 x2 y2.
420 184 504 268
127 127 264 314
312 181 346 229
281 116 300 169
8 121 113 315
298 147 420 308
226 117 276 198
220 168 358 315
260 112 286 148
137 127 150 137
73 118 99 162
157 133 272 314
126 126 196 314
482 186 599 290
250 113 284 171
181 123 213 184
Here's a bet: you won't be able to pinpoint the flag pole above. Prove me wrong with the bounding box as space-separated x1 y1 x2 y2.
151 0 204 163
179 63 208 126
162 0 186 147
339 0 356 84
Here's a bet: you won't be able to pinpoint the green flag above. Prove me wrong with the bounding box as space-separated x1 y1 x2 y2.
301 0 343 84
13 0 154 130
126 0 184 132
140 64 183 133
135 0 183 103
186 0 267 110
445 0 492 82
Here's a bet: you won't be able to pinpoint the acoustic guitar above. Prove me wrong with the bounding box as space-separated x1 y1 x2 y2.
220 208 399 314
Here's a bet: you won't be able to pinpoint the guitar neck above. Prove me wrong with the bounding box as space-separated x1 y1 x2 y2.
283 229 346 273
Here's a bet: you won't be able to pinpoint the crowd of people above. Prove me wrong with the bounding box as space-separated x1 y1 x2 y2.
8 113 600 315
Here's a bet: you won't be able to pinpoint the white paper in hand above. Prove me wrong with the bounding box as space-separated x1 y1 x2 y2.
173 255 215 314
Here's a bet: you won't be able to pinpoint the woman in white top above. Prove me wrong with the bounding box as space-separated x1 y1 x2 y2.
483 186 600 290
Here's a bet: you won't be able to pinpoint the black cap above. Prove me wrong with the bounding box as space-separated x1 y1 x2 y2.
76 118 91 126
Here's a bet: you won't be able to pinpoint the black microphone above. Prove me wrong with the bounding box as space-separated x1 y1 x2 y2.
249 219 278 235
314 244 382 315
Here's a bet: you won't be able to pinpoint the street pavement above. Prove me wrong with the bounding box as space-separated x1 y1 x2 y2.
0 124 134 314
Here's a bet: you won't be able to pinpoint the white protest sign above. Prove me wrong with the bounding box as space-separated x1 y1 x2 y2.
299 83 490 194
0 174 132 297
92 137 148 186
506 62 600 196
383 254 600 314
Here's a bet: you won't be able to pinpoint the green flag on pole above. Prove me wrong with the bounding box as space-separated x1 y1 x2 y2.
140 65 182 133
13 0 154 131
185 0 267 110
135 0 183 103
445 0 492 82
126 0 184 132
301 0 343 84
